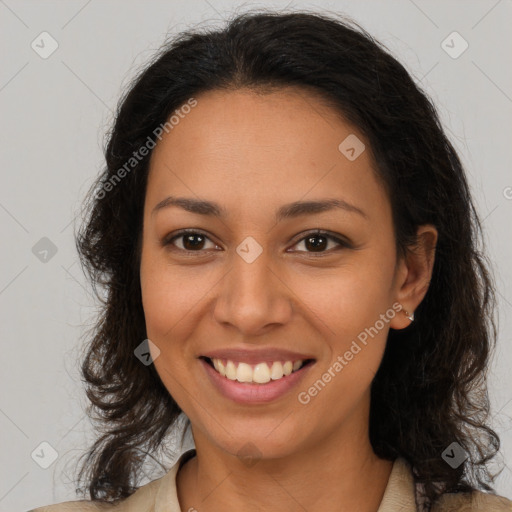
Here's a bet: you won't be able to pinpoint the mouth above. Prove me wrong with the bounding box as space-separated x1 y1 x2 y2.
199 355 316 404
199 356 316 384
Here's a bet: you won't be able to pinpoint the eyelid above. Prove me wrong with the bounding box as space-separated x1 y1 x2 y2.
163 228 351 254
162 228 218 248
289 229 351 248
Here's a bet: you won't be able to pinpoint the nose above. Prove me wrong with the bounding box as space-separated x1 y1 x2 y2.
212 252 294 336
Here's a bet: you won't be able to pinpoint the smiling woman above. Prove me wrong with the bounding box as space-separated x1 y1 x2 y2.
31 8 511 512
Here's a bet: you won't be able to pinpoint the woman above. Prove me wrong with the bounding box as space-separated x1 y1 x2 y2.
30 9 512 512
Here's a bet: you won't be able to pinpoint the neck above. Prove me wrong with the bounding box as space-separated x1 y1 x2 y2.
177 427 393 512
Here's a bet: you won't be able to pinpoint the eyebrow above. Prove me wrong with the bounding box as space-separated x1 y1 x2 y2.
151 195 368 221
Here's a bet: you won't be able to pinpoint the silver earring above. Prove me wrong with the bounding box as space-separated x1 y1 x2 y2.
404 310 415 322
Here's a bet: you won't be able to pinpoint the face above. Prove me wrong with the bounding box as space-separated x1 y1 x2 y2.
140 87 421 461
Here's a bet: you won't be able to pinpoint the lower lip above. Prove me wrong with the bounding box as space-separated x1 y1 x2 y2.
200 358 315 405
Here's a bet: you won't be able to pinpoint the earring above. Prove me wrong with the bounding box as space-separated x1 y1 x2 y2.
404 310 415 322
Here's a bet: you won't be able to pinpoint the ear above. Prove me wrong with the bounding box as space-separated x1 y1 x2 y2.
389 224 438 330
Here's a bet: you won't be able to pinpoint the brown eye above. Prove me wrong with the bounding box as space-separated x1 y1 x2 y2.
164 230 217 252
291 231 349 254
163 229 349 255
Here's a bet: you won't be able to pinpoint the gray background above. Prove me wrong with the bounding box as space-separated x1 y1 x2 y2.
1 0 511 510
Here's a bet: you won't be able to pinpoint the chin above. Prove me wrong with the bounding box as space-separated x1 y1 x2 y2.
202 419 308 461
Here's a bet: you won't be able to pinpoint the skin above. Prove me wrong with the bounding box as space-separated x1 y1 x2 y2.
139 87 437 512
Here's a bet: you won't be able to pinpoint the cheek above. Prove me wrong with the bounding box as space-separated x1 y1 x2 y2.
140 251 204 334
295 264 392 333
140 258 200 390
293 264 393 384
296 273 391 416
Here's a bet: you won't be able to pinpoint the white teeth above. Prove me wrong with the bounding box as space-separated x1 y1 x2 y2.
225 360 237 380
253 363 271 384
213 358 227 376
236 363 253 383
270 361 284 380
209 358 307 384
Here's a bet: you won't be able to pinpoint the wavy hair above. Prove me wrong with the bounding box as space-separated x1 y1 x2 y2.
73 9 501 510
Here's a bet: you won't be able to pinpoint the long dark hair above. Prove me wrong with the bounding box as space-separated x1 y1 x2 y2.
74 9 502 510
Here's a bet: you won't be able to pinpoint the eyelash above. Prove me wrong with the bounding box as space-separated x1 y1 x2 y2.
162 229 351 256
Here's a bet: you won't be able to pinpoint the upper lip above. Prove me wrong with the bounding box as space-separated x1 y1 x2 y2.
200 348 316 364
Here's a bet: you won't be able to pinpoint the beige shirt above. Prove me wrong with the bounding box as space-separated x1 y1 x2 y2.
30 449 512 512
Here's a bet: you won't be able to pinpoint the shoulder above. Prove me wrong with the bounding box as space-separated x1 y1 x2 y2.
27 499 119 511
27 476 162 512
27 448 195 512
26 502 111 512
432 489 512 511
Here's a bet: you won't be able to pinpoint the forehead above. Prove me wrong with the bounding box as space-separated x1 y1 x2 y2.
146 87 390 224
151 87 353 161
